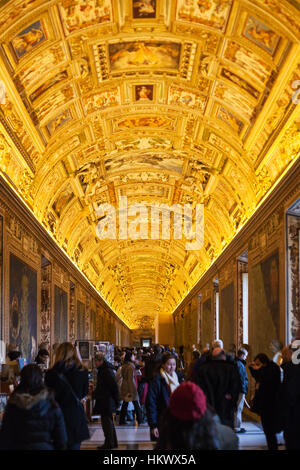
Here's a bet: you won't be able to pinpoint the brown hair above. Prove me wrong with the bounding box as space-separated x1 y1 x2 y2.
54 342 85 369
161 352 177 365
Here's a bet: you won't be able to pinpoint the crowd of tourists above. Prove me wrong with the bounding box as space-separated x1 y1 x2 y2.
0 339 299 450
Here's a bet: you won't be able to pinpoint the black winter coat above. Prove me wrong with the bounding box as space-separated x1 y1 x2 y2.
146 371 184 429
249 361 281 432
0 389 67 450
280 362 300 449
45 362 90 447
93 361 120 415
194 360 240 427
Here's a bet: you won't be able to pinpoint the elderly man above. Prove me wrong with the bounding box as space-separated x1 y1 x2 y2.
93 353 120 450
194 347 240 428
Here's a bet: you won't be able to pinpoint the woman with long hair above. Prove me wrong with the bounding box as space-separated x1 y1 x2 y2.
249 353 281 450
146 352 184 441
45 342 90 450
0 364 67 450
119 351 143 425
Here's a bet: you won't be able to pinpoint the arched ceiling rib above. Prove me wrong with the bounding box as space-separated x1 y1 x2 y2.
0 0 300 328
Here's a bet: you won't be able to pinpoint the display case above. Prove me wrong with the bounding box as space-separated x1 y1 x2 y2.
75 340 114 370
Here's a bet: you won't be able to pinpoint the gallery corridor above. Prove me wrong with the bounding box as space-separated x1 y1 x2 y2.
0 0 300 455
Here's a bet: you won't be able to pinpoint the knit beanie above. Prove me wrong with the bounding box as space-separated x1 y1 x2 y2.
169 381 207 421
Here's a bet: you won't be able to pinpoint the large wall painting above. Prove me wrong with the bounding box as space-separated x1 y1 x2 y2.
109 42 181 71
54 285 68 343
201 298 213 348
77 300 85 339
220 282 235 350
9 254 37 364
252 250 280 356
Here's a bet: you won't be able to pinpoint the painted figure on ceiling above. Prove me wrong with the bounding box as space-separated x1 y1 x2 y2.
137 85 152 100
12 27 44 56
133 0 155 15
246 21 277 48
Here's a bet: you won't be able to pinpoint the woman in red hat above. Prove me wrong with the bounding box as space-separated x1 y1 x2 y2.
156 381 239 450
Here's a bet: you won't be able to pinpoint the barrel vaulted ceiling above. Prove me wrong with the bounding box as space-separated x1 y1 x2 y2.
0 0 299 329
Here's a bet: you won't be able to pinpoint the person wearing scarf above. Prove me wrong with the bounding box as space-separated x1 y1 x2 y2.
146 352 184 441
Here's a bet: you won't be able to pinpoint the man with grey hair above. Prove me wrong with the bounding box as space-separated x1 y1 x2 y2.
212 339 224 350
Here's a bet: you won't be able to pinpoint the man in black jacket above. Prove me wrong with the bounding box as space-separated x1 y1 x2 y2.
234 348 248 433
194 348 240 428
93 353 120 450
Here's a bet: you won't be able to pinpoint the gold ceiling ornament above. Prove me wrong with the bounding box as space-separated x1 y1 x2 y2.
0 0 300 329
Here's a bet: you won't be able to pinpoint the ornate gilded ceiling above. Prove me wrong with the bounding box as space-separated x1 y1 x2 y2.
0 0 299 329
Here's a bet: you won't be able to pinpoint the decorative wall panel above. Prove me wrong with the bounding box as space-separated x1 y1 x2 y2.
54 285 68 343
201 298 213 348
40 261 51 347
77 300 85 340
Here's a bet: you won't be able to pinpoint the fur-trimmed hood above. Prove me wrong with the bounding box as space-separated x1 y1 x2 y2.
8 389 49 411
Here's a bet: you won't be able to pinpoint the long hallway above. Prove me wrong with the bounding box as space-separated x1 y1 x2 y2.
0 0 300 455
81 420 285 451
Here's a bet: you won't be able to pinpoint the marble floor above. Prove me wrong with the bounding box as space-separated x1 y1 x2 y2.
81 419 286 451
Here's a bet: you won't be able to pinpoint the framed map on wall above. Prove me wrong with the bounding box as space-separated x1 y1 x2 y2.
220 282 235 350
252 250 280 356
9 254 37 364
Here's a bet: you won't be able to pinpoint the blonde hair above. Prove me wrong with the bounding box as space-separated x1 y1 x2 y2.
54 342 84 369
